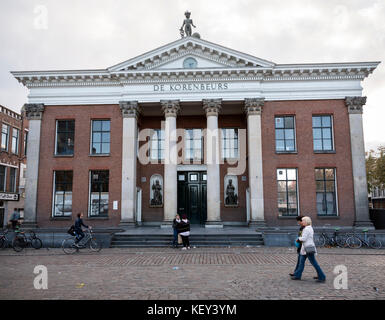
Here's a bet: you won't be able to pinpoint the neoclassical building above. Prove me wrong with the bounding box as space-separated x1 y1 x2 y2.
12 34 379 229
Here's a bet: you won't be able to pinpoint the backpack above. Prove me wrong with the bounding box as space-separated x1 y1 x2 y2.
67 225 76 236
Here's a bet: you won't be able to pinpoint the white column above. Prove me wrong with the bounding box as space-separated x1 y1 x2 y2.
161 100 180 227
23 103 45 227
203 99 223 228
345 97 373 228
119 101 140 227
245 98 266 227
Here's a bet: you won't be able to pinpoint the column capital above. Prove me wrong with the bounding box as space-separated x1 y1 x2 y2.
22 103 45 120
119 101 141 118
244 98 264 116
345 96 367 114
203 99 222 117
161 100 180 117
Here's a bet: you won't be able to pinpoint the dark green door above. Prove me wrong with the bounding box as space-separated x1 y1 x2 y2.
177 171 207 225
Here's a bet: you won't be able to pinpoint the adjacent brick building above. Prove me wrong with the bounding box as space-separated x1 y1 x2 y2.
11 35 379 229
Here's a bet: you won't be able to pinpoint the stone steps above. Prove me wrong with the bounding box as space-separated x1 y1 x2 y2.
110 233 264 248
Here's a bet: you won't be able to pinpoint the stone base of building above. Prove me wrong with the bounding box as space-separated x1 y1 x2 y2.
118 220 136 228
160 221 173 228
20 221 38 229
248 220 267 229
353 220 375 229
205 221 223 228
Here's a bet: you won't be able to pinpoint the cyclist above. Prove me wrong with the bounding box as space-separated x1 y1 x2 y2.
74 213 91 247
9 209 20 230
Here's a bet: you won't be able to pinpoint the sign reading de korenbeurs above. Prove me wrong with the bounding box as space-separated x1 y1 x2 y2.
0 193 19 201
154 82 229 92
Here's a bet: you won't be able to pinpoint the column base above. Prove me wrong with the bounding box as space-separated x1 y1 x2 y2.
205 221 223 228
248 220 267 230
353 220 375 229
119 220 136 228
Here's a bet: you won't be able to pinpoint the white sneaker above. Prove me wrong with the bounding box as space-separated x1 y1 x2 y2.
182 247 187 250
187 247 191 250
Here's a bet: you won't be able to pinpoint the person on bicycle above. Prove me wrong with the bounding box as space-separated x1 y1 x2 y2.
74 213 91 246
9 209 20 230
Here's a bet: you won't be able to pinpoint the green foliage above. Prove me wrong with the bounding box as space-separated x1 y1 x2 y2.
366 146 385 193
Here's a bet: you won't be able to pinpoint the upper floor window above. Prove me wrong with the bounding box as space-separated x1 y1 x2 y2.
221 128 239 159
11 128 19 154
150 129 164 161
312 115 334 151
56 120 75 155
91 120 110 155
275 116 296 152
1 124 9 151
24 130 28 156
9 167 17 193
185 129 203 161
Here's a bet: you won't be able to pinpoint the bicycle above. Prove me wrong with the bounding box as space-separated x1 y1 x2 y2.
12 229 43 252
0 229 11 248
313 228 348 248
346 229 382 249
62 228 102 254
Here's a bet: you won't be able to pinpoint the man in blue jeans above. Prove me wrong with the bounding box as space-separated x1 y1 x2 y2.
74 213 91 247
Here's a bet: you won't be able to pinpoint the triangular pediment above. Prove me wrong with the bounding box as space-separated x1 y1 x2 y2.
108 37 275 72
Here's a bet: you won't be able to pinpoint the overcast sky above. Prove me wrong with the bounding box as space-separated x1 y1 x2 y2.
0 0 384 151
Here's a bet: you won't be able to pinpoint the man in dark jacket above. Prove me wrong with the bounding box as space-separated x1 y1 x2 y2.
74 213 90 246
290 216 304 276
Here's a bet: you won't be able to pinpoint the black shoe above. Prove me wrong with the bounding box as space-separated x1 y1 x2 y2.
289 273 295 276
316 279 326 283
291 276 301 280
313 277 319 279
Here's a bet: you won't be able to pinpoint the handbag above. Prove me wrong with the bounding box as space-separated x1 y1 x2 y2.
177 234 182 244
304 245 316 254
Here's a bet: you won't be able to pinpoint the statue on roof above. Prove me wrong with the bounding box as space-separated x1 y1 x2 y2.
180 11 196 37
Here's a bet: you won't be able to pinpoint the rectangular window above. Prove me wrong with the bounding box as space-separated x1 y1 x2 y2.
185 129 203 161
55 120 75 155
275 116 296 152
0 166 6 192
91 120 110 155
1 124 9 151
312 115 334 151
53 171 73 217
277 168 299 216
11 128 19 154
221 128 239 159
315 168 337 216
9 168 17 193
24 130 28 156
89 170 109 217
150 129 164 160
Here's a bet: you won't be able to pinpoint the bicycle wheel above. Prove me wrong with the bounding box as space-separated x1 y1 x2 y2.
314 234 326 247
346 236 362 249
89 239 102 252
62 238 77 254
31 238 43 249
12 236 26 252
368 237 382 249
336 234 348 248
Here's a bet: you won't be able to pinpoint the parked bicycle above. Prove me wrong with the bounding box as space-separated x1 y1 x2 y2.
12 229 43 252
0 229 11 248
314 228 348 248
346 229 382 249
62 228 102 254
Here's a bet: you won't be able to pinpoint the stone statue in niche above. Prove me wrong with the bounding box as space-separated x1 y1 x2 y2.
225 179 238 205
151 180 163 206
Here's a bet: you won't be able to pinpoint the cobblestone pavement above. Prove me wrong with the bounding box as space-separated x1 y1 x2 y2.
0 247 384 300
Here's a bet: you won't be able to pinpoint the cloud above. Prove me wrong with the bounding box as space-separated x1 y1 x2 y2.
0 0 384 149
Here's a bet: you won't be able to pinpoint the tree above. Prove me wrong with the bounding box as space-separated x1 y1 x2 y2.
366 146 385 193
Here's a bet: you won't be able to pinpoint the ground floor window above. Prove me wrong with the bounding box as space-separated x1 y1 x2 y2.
277 168 298 217
315 168 337 216
9 167 17 193
53 171 73 217
0 166 6 192
89 170 109 217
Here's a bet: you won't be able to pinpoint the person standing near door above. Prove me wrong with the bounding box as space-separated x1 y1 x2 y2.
177 214 191 250
172 214 181 248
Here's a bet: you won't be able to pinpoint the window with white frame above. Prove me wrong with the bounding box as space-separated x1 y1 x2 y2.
89 170 109 217
91 120 110 155
150 129 164 160
312 115 334 151
9 167 17 193
185 129 203 161
1 124 9 151
53 171 73 217
277 168 299 216
55 120 75 155
315 168 337 215
221 128 239 159
11 128 19 154
0 166 6 192
275 116 296 152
